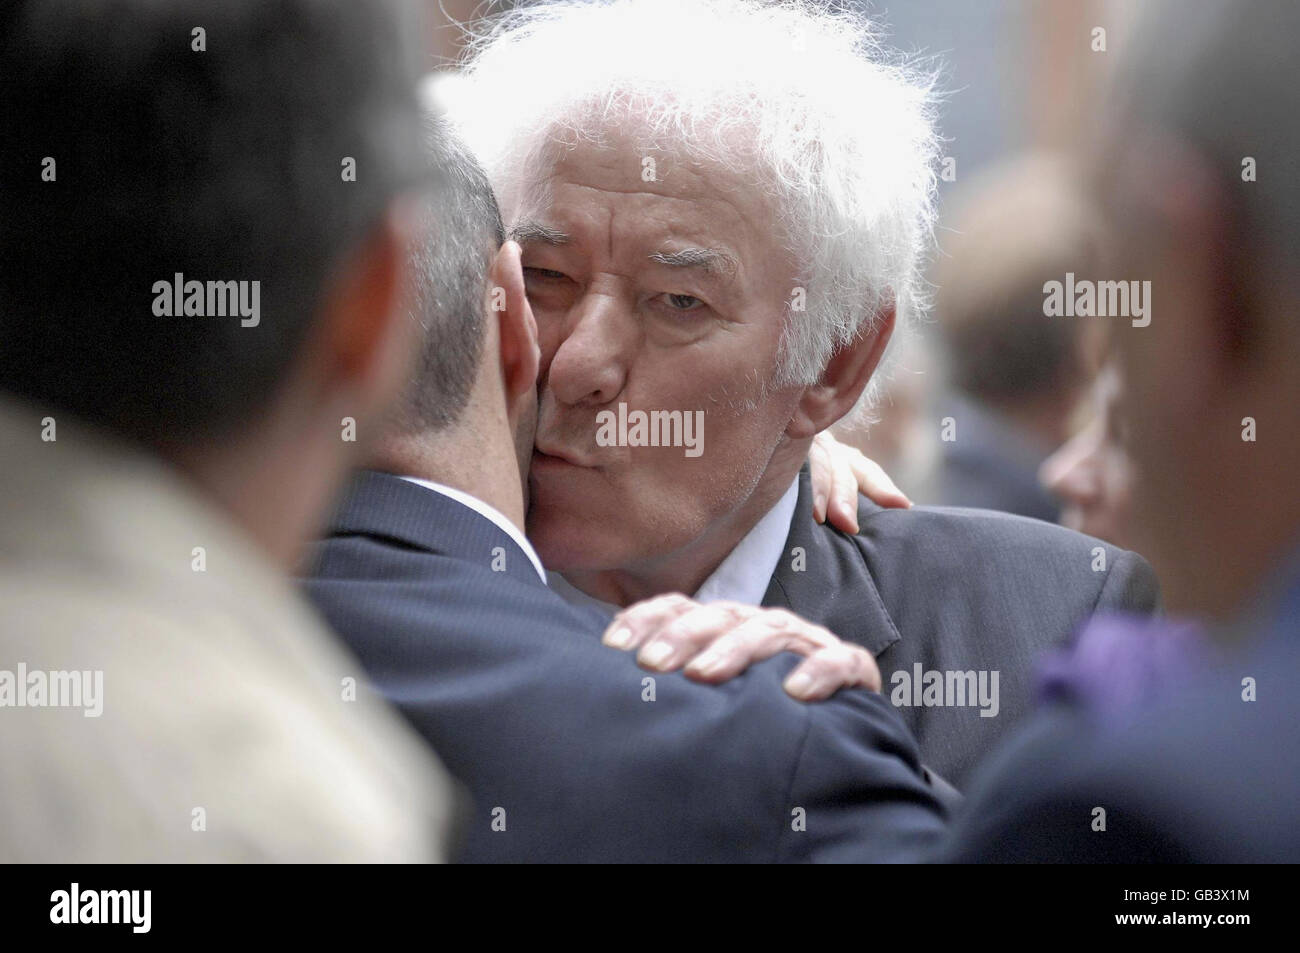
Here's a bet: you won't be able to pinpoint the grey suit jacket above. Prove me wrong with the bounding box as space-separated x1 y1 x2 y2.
763 467 1160 786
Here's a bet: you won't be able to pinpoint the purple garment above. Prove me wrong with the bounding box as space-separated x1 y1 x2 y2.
1037 613 1209 717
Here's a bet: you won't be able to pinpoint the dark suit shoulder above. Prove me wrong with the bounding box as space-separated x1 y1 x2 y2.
944 629 1300 862
857 498 1123 570
306 530 947 862
852 499 1159 616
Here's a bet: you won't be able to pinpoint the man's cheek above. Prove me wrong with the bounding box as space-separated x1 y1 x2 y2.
534 309 565 376
514 389 540 502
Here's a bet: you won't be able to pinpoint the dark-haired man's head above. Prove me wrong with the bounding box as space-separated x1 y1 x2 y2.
371 116 539 526
0 0 431 565
387 122 503 436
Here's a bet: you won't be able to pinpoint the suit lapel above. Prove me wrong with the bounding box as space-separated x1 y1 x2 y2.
761 466 902 657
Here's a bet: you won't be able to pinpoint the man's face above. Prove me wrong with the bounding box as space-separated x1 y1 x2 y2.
1099 131 1220 608
511 130 805 573
1039 364 1134 549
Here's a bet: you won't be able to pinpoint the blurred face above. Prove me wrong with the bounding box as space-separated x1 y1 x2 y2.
1096 129 1226 609
1040 364 1133 548
511 130 805 573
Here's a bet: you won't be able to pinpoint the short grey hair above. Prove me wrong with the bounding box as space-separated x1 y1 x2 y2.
389 116 505 434
443 0 940 412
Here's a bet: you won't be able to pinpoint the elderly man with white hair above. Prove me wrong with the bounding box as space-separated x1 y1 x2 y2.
444 0 1159 786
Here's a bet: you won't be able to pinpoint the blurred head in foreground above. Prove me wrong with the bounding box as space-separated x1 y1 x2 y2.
0 0 431 565
942 0 1300 865
0 0 449 861
1098 0 1300 620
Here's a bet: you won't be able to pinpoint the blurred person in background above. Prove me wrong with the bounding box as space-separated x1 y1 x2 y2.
922 154 1103 523
944 0 1300 862
0 0 452 861
1039 361 1135 550
830 332 936 503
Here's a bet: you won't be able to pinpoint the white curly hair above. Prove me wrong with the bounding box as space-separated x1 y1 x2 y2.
441 0 941 412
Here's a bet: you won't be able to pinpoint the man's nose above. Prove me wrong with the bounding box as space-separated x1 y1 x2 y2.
546 289 632 407
1040 430 1103 507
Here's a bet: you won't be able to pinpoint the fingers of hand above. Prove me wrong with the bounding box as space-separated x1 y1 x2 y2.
602 592 695 651
681 612 801 682
808 437 832 523
783 642 880 700
852 454 911 509
633 601 753 671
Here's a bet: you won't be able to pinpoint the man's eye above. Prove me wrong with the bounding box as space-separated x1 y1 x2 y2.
524 267 568 281
661 293 703 312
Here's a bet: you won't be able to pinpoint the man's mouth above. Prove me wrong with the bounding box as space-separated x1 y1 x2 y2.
532 445 599 469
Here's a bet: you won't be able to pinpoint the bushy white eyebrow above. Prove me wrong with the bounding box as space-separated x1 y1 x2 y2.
510 221 571 246
648 247 739 278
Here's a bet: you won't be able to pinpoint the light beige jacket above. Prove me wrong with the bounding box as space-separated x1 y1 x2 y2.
0 398 452 861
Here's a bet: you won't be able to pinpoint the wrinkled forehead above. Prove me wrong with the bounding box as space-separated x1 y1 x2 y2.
497 109 763 206
503 119 789 261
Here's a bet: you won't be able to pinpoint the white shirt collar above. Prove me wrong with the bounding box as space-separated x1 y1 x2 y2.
397 476 547 583
549 476 801 611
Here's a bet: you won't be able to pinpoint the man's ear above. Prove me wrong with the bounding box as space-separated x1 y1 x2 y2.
786 304 896 438
313 200 420 424
488 240 541 413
